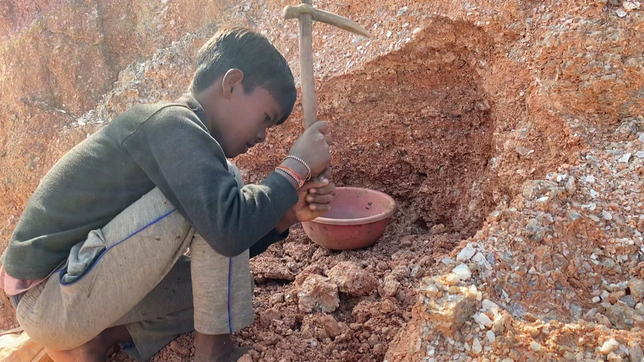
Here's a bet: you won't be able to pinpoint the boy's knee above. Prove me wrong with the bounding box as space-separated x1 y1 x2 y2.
18 301 98 350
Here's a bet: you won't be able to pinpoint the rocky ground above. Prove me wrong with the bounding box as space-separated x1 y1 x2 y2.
2 0 644 361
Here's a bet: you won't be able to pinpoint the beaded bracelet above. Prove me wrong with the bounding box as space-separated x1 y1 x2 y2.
276 165 305 189
285 155 312 181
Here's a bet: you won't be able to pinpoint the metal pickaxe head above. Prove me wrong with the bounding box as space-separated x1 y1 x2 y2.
282 2 371 129
283 3 372 38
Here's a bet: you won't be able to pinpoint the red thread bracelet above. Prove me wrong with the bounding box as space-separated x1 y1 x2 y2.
276 165 305 188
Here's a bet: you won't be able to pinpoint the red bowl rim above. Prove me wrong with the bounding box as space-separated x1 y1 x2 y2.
307 187 396 226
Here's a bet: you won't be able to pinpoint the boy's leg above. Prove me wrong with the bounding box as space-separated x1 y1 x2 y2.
109 256 195 361
114 161 254 361
16 186 194 356
190 161 255 361
16 161 257 361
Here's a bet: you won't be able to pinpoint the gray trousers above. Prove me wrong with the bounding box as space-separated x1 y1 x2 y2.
15 162 254 361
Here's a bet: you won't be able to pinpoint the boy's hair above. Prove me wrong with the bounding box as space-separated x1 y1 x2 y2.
191 28 296 125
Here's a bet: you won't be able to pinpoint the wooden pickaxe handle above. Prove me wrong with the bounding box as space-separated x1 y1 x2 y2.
297 0 316 129
283 3 371 129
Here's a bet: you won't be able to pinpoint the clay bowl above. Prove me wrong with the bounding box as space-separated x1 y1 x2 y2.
302 187 396 250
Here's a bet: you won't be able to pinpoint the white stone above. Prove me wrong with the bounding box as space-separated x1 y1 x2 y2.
602 210 613 220
486 330 496 343
639 133 644 143
474 313 493 328
636 151 644 158
601 290 610 300
590 189 599 198
624 1 641 10
472 338 482 355
482 299 499 312
592 296 601 303
425 284 439 297
586 175 595 183
452 264 472 281
619 153 632 163
472 252 487 265
600 338 620 354
457 244 477 262
616 8 628 17
530 341 542 351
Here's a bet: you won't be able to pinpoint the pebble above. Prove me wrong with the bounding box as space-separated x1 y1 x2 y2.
472 337 482 354
639 133 644 143
628 278 644 302
482 299 500 312
616 9 628 17
530 341 542 351
618 153 631 163
620 295 636 308
169 340 191 356
473 313 493 328
636 150 644 158
586 175 596 183
630 343 644 362
525 219 544 242
472 252 487 266
600 338 620 354
457 243 477 262
602 210 613 220
592 296 601 303
270 293 285 305
623 0 641 10
452 264 472 281
486 330 496 343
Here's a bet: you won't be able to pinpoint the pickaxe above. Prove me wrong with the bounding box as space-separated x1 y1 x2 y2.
283 2 371 129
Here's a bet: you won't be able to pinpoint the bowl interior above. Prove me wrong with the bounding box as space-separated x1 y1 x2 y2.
313 187 396 225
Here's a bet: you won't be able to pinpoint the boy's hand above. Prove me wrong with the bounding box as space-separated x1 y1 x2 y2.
277 168 335 232
294 169 335 222
288 121 333 177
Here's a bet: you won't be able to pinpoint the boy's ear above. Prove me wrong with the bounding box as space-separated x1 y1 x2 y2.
222 69 244 99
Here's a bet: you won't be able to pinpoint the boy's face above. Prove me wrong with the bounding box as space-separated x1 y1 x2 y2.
204 71 284 158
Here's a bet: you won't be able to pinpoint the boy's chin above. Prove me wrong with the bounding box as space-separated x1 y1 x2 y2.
225 146 248 158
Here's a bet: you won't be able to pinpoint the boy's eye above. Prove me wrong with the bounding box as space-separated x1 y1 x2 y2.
264 114 275 128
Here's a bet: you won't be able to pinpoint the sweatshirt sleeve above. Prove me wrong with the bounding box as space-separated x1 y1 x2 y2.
122 106 298 257
249 228 290 258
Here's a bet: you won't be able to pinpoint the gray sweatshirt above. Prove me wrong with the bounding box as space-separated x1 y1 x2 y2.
2 94 297 280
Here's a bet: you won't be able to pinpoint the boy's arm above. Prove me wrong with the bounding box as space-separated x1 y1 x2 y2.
248 209 299 258
122 107 299 257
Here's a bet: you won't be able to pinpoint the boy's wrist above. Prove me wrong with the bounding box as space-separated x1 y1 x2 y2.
281 158 308 180
277 211 297 233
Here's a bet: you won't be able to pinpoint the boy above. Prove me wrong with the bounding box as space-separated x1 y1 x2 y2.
0 28 335 362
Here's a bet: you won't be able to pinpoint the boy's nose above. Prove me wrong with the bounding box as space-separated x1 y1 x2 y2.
256 130 266 143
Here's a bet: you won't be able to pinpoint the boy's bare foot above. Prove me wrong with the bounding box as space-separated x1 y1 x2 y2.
195 332 249 362
45 326 132 362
